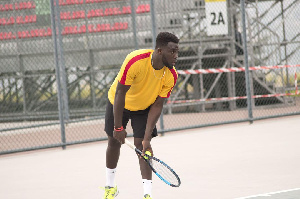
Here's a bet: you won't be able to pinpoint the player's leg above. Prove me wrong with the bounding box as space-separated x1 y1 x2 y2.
134 137 153 180
131 108 158 198
103 101 120 198
134 137 153 199
102 136 120 198
104 100 130 170
106 136 121 169
102 100 129 198
105 100 122 171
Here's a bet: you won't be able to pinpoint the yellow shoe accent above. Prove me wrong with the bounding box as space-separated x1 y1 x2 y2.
143 194 152 199
101 186 119 199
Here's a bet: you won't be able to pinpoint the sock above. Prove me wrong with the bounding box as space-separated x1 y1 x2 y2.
106 167 116 187
142 179 152 197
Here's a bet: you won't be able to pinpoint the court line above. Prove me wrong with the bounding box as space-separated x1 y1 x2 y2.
235 188 300 199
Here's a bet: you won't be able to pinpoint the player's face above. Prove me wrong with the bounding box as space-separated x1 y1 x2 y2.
161 42 179 69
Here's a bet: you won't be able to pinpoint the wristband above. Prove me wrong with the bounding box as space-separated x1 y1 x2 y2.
114 126 124 132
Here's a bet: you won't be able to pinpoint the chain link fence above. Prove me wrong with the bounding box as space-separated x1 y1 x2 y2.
0 0 299 154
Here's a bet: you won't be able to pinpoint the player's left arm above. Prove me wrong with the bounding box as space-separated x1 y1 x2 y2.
142 96 165 155
142 71 177 154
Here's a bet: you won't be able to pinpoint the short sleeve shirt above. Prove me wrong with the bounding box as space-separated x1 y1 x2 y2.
108 49 178 111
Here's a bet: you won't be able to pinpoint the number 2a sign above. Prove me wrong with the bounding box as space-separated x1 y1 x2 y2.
205 0 228 36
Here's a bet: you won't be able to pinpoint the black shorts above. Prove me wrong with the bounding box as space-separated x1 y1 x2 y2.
104 100 158 138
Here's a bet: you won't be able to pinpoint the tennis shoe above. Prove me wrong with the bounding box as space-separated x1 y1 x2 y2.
101 185 119 199
143 194 152 199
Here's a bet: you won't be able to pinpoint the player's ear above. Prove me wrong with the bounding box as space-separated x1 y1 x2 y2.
157 48 162 55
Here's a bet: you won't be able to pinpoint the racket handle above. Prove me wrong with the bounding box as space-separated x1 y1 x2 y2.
125 138 135 150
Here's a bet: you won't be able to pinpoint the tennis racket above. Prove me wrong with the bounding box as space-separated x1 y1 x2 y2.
125 138 181 187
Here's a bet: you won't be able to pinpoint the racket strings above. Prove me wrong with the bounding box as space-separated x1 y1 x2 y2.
149 159 180 186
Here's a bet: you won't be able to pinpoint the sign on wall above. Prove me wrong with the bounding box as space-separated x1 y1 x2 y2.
205 0 228 36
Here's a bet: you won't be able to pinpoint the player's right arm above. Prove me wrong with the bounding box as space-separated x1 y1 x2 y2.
113 82 130 144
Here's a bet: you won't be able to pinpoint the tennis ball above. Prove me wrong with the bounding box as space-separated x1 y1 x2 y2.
144 151 152 160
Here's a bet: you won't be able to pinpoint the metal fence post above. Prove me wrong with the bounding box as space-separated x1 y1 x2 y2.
150 0 165 133
50 0 66 149
54 0 69 122
150 0 157 45
130 0 138 50
241 0 253 123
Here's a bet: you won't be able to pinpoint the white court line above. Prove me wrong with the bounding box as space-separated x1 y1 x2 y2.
235 188 300 199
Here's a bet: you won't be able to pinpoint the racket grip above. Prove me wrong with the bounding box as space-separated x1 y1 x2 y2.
125 138 135 150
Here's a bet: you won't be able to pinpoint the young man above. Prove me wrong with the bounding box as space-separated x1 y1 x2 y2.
103 32 179 199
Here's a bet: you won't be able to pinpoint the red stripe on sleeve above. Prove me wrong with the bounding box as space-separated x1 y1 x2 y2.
120 52 151 85
166 68 178 98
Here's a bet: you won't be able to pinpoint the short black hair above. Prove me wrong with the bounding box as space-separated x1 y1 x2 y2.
155 32 179 49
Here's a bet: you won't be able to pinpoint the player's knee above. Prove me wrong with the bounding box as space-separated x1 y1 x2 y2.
108 137 121 148
134 139 143 151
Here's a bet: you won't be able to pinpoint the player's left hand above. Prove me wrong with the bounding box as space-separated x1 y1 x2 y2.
142 140 153 157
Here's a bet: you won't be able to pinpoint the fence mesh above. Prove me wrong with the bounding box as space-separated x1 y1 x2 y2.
0 0 299 154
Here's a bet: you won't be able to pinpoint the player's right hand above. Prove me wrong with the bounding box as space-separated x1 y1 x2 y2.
113 129 127 144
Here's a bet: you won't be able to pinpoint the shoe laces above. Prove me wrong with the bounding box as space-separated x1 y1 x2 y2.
101 186 116 199
144 194 152 199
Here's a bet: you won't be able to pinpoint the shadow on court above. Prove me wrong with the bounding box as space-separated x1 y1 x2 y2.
0 115 300 199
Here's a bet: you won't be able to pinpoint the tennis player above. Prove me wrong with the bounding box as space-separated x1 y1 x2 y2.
102 32 179 199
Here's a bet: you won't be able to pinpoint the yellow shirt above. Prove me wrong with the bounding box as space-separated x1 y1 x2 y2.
108 49 178 111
